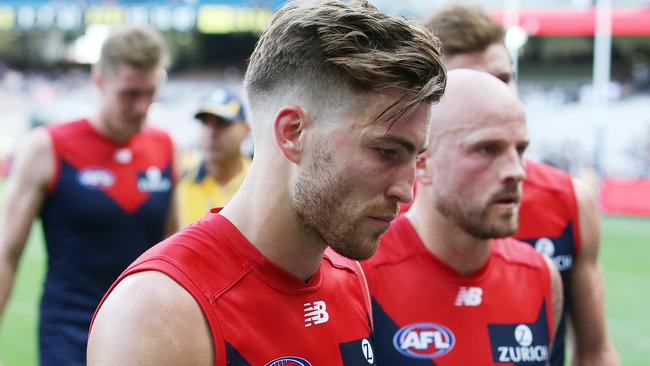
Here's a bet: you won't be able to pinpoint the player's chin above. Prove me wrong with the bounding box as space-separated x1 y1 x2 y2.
330 235 381 261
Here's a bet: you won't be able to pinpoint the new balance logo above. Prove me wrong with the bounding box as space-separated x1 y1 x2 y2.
454 286 483 306
304 301 329 327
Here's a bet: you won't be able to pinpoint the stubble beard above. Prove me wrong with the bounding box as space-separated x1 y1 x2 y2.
292 146 382 260
434 191 519 239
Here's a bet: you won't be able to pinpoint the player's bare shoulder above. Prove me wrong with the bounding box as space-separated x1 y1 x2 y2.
87 271 213 366
13 126 55 188
572 177 601 259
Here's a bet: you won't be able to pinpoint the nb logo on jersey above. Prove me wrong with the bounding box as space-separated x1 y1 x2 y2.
137 167 171 193
455 286 483 306
304 301 329 327
77 168 115 190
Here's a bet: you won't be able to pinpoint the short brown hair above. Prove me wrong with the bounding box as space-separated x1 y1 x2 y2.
245 0 446 123
424 4 504 57
97 25 169 76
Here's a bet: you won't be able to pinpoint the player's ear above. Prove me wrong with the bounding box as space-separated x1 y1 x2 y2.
415 152 433 185
274 105 310 164
91 66 103 89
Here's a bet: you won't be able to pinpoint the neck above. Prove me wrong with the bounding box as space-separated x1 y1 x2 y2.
206 156 244 186
406 195 492 276
89 113 134 144
219 158 326 282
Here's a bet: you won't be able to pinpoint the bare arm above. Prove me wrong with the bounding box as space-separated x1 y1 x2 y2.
570 178 620 366
543 254 563 345
165 141 181 236
87 271 213 365
0 128 53 324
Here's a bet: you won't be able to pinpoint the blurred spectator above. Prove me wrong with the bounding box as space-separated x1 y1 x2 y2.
177 88 251 227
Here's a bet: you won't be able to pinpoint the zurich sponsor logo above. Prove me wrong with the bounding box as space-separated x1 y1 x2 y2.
534 237 573 271
393 322 455 359
77 168 115 190
534 238 555 258
496 324 549 363
264 356 311 366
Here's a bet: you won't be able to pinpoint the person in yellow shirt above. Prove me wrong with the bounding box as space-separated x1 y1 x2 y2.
178 88 251 226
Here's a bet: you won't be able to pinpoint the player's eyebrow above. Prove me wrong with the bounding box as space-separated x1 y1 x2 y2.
376 134 428 155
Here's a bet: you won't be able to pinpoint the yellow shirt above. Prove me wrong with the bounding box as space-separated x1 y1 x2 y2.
177 157 251 227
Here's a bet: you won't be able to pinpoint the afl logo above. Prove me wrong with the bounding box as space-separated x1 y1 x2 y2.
77 168 115 190
265 356 312 366
393 322 455 359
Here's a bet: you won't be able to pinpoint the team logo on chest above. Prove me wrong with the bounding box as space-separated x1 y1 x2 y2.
455 286 483 306
304 301 329 327
77 168 115 190
393 322 455 359
137 167 172 193
265 356 312 366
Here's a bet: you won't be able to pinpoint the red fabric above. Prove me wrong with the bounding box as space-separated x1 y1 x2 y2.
516 161 581 256
46 119 173 213
362 215 554 364
92 213 374 365
600 178 650 217
492 8 650 36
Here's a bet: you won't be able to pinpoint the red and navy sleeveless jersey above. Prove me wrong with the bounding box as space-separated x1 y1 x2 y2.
39 119 175 366
362 216 554 365
515 160 580 366
97 213 377 366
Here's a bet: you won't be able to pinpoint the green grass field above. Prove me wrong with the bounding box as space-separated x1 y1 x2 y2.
0 187 648 365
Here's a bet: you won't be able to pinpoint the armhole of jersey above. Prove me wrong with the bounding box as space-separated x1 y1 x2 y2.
569 180 582 258
45 127 60 194
91 259 228 365
355 260 374 332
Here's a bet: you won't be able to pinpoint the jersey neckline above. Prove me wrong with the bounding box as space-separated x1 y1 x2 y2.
205 212 326 294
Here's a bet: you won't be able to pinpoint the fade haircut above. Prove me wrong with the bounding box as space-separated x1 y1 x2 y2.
96 25 169 76
244 0 446 126
423 4 505 57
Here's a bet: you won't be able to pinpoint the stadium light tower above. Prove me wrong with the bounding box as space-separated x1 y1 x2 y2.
503 0 527 80
592 0 613 177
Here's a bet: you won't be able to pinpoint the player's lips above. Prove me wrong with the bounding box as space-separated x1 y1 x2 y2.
368 214 397 223
491 193 521 205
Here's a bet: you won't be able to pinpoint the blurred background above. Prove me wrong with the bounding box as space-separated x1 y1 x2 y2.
0 0 648 365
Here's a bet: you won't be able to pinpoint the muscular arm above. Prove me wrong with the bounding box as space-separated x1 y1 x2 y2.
0 128 53 324
543 255 563 344
87 271 213 366
165 141 181 236
569 178 620 366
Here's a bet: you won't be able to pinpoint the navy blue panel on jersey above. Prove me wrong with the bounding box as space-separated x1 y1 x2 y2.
520 223 575 366
339 337 377 365
371 299 438 365
487 301 550 366
38 160 173 366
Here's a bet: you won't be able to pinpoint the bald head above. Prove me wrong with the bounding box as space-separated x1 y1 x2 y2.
429 69 525 148
413 69 528 240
